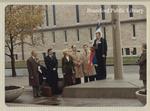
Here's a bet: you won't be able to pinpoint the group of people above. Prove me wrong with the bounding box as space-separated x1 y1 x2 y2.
26 30 108 97
61 40 147 94
27 49 60 97
62 30 107 86
26 28 147 98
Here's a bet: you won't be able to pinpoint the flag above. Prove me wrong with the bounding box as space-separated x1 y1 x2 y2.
96 21 101 30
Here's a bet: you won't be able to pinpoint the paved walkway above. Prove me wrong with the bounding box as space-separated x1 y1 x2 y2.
5 73 142 88
6 92 143 107
5 73 144 106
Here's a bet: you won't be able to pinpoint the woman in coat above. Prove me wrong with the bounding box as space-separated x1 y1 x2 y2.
137 43 147 93
62 49 75 86
87 46 96 81
82 44 90 82
70 45 84 84
82 44 96 82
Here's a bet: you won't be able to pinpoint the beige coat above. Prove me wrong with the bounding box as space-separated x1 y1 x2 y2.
82 49 96 76
70 51 84 78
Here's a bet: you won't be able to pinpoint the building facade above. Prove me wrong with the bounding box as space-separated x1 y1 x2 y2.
5 5 146 61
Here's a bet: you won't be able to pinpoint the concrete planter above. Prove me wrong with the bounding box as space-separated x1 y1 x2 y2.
5 86 24 102
135 89 146 105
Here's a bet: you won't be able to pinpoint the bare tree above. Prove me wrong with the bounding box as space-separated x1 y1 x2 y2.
5 5 44 77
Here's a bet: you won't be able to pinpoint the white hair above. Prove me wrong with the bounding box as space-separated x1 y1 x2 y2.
95 28 103 37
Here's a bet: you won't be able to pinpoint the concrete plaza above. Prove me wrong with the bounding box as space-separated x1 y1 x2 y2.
5 65 144 107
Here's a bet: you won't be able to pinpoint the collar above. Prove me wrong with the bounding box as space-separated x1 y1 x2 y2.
32 56 35 59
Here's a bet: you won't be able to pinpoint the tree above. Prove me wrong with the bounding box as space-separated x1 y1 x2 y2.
5 5 44 77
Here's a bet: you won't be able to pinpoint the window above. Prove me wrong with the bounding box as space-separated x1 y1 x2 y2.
125 48 130 55
103 27 106 39
76 5 80 23
42 52 46 58
132 48 137 55
15 54 18 60
45 5 49 26
132 24 136 37
77 29 80 41
122 48 124 55
52 5 56 25
89 28 93 40
101 5 105 20
52 31 55 43
41 32 45 44
64 30 67 42
129 5 133 17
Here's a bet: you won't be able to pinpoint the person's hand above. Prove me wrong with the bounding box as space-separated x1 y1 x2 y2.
72 71 75 74
102 54 105 58
43 77 46 80
94 64 98 67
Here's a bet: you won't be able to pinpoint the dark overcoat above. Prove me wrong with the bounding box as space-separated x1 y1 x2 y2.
93 37 107 80
26 57 39 86
138 51 146 80
93 37 107 61
62 56 75 86
38 65 49 85
44 55 58 86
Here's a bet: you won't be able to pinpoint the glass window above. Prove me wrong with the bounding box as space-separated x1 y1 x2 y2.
15 54 18 60
125 48 130 55
132 48 137 55
77 29 80 41
45 5 49 26
129 5 133 17
132 24 136 37
89 28 93 40
122 48 124 55
101 5 105 20
76 5 80 23
42 52 46 58
52 31 55 43
52 5 56 25
103 27 106 39
64 30 67 42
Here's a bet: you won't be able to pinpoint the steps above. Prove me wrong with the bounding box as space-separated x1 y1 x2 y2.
63 80 141 98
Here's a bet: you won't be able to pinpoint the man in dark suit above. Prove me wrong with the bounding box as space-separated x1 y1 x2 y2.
93 30 107 80
26 50 41 97
44 48 59 95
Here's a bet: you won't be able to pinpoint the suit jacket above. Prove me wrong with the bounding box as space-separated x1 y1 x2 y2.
138 51 146 80
44 55 58 84
44 55 58 72
27 57 39 86
93 37 107 61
